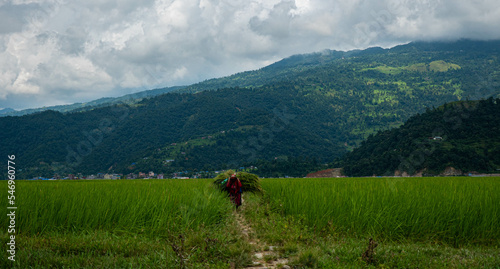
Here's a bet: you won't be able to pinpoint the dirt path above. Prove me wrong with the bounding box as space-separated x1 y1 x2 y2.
235 195 289 269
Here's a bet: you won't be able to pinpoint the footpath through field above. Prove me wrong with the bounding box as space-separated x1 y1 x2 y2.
235 195 289 269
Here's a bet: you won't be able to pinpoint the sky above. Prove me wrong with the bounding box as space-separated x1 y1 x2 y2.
1 0 500 110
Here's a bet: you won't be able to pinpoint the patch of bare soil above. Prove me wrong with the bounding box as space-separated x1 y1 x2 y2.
306 168 344 178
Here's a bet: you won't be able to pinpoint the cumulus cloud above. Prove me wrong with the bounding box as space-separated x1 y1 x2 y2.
0 0 499 109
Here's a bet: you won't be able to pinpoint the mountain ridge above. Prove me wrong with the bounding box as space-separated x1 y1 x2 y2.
1 39 500 179
0 86 184 117
4 39 499 117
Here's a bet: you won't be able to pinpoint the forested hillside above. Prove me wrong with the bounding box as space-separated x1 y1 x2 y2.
177 39 500 98
342 98 500 176
1 40 499 179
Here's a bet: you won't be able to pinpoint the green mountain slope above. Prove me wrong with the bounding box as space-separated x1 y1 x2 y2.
177 39 500 98
342 97 500 176
1 40 500 179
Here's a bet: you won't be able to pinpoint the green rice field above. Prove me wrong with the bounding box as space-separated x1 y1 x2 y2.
1 177 499 268
7 179 232 235
260 177 500 246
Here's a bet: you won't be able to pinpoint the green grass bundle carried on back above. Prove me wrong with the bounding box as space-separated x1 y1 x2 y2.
213 170 263 193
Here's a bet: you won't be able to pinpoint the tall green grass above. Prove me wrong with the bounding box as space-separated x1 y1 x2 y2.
1 179 232 236
261 177 500 245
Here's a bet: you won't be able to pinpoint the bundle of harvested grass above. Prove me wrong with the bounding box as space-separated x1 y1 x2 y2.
213 170 263 194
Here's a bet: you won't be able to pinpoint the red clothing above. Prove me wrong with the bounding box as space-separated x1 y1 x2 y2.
227 178 242 207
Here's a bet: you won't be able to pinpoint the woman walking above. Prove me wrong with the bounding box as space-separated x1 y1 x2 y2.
226 174 242 208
